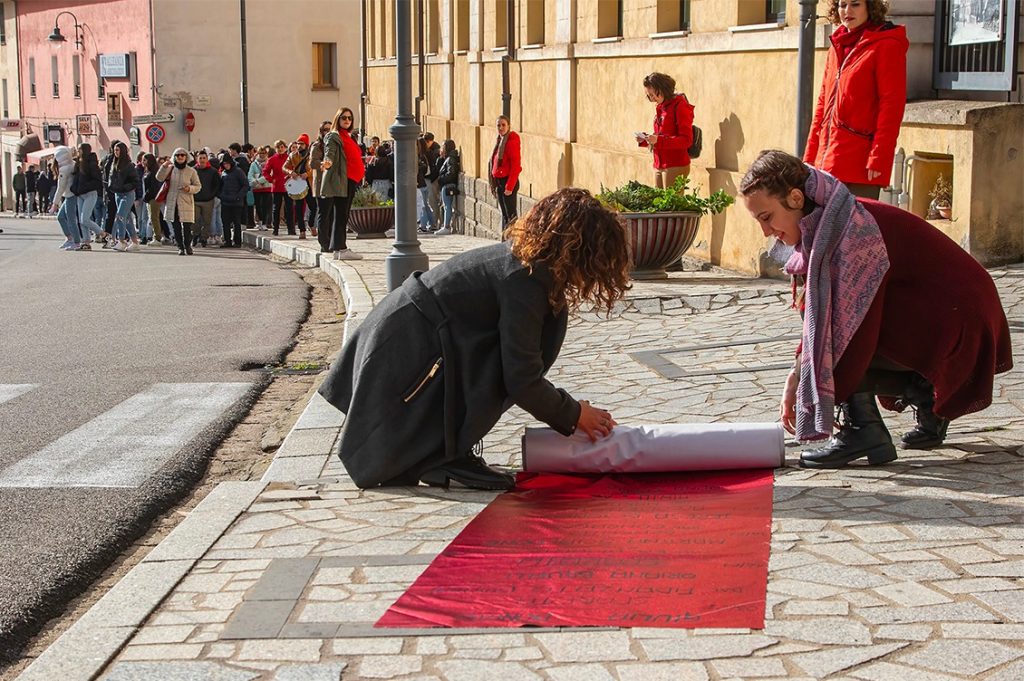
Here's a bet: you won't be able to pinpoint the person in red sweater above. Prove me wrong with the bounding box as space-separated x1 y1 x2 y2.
262 139 289 235
637 72 694 189
319 107 366 260
488 115 521 228
804 0 908 199
740 150 1012 469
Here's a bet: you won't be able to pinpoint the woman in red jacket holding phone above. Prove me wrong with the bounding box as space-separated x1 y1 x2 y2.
804 0 908 199
488 115 521 228
637 72 694 189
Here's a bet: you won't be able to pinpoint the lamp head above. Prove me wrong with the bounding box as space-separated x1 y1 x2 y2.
47 26 66 43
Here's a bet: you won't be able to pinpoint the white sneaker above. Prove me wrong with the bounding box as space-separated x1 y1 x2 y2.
335 249 363 261
59 239 74 250
111 241 125 252
434 227 452 235
125 241 135 251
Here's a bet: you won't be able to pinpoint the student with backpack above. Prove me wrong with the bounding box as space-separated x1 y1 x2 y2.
636 72 700 189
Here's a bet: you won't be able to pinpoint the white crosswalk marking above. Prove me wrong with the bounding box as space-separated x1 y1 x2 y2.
0 383 251 488
0 384 37 406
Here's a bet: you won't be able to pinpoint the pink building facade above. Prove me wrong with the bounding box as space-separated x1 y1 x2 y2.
17 0 154 153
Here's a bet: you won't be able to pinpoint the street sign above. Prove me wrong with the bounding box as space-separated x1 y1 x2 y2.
145 124 166 144
195 95 211 107
129 126 141 146
76 114 97 136
0 118 22 132
134 113 175 125
106 93 123 127
184 112 196 133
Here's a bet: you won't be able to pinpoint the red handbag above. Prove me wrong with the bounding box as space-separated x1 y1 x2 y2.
155 179 170 203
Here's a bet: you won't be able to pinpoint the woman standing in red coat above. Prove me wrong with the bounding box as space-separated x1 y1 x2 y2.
804 0 908 199
488 115 521 228
637 72 694 189
741 151 1012 469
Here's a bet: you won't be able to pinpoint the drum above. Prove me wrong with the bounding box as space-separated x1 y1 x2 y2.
284 177 309 200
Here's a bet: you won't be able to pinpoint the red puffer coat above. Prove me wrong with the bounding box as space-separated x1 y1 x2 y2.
804 23 908 186
638 93 694 170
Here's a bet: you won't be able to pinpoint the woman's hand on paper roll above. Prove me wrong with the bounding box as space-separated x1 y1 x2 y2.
781 368 798 435
577 400 617 442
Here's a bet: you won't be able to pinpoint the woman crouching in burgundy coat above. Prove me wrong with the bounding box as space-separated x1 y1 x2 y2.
740 150 1012 469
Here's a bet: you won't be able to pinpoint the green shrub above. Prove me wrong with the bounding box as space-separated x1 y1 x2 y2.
598 176 734 215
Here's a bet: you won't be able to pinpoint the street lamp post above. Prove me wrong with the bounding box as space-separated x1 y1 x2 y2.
794 0 817 157
47 11 84 51
385 0 429 291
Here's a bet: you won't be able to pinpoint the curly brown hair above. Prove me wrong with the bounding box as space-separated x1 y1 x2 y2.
505 187 632 314
826 0 889 26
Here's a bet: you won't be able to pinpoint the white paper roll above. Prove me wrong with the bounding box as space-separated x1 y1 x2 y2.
522 423 785 473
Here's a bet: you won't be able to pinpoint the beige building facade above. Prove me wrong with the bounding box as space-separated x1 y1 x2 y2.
151 0 362 153
363 0 1022 273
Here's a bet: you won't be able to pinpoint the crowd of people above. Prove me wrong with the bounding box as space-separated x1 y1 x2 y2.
17 104 471 258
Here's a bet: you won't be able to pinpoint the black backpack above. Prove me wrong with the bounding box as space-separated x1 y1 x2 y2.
688 125 703 159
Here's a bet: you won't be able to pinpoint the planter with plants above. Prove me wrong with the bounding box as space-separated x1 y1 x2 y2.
347 185 395 238
927 173 952 220
598 177 734 279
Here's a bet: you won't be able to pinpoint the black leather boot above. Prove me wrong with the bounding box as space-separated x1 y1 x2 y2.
898 375 950 449
420 453 515 491
800 393 898 469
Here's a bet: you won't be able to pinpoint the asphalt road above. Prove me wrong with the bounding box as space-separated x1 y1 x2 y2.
0 216 308 660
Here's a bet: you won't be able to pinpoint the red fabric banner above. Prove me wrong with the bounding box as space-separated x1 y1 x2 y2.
377 470 774 629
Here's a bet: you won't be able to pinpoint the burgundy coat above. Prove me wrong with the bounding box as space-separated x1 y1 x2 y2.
833 201 1013 419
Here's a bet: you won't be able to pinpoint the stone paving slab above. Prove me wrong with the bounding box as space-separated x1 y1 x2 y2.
22 236 1023 680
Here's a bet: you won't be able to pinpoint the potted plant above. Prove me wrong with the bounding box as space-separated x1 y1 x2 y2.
928 173 952 220
347 185 395 239
598 177 734 279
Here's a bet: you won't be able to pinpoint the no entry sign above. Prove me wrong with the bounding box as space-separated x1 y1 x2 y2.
145 124 166 144
184 112 196 133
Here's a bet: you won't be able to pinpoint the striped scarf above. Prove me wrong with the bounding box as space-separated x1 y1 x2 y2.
786 167 890 441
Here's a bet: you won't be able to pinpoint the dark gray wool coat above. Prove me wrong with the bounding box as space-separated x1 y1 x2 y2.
318 242 581 488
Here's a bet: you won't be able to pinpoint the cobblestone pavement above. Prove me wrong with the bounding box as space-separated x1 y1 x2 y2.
24 233 1023 681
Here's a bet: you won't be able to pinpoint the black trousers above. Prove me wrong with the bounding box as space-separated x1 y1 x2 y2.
271 191 286 232
494 177 518 228
222 204 244 246
285 195 306 233
306 193 318 230
14 189 27 212
320 181 357 252
254 192 272 226
103 192 117 233
171 206 193 252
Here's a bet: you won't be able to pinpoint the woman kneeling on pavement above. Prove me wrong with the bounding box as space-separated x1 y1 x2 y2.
319 187 630 490
740 150 1012 469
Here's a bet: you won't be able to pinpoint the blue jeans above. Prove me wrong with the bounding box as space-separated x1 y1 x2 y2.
441 185 457 229
76 191 101 242
57 197 79 242
417 186 434 228
135 199 151 239
112 191 135 240
211 198 223 237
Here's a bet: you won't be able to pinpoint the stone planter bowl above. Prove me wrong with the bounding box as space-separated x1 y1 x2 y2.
622 211 703 280
347 205 394 239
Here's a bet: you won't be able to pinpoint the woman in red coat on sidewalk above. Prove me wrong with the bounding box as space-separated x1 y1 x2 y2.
804 0 908 199
741 151 1012 469
637 71 694 189
488 115 521 228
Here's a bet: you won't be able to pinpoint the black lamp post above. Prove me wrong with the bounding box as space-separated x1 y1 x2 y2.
47 11 84 50
385 0 429 291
